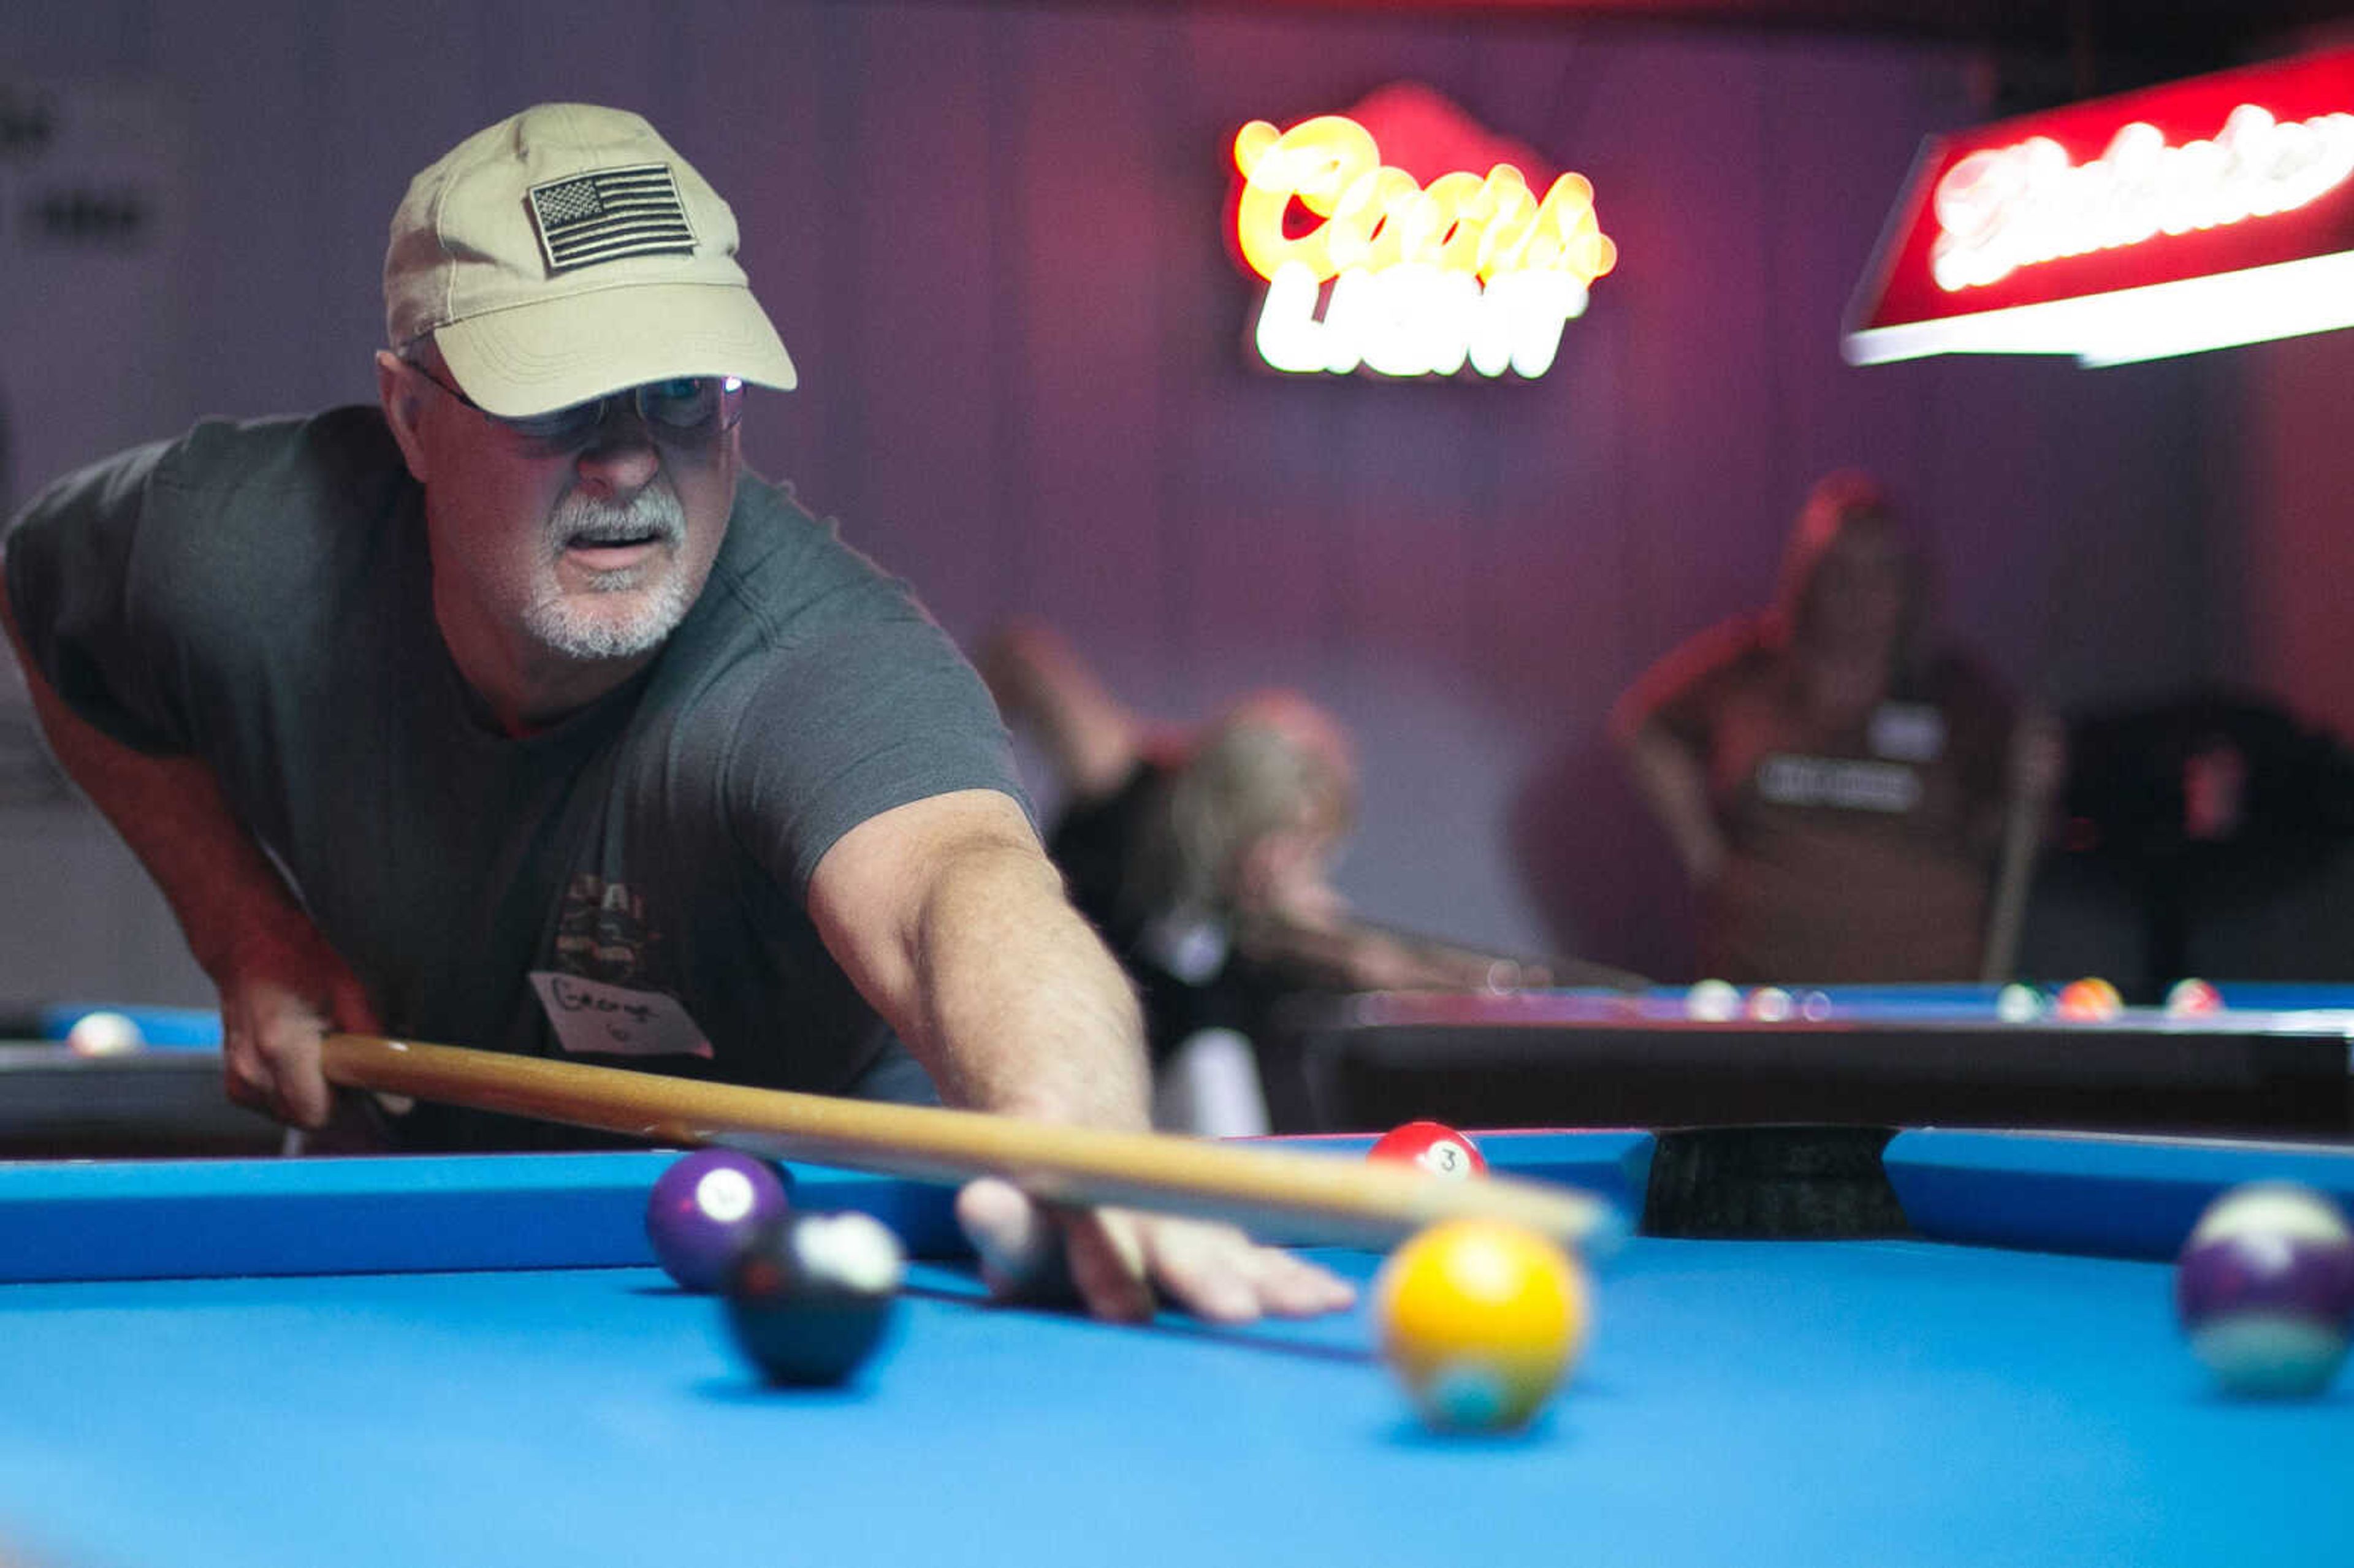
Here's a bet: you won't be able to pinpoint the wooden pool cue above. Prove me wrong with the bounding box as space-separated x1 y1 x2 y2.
1980 785 2041 983
1981 715 2063 984
319 1033 1622 1254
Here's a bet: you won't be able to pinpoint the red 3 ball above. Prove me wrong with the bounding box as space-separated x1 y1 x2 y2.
1369 1121 1489 1179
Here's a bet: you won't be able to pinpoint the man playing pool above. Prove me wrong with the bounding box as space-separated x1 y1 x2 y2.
0 103 1348 1326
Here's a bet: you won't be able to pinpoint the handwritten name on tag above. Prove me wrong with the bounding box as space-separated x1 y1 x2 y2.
529 972 712 1059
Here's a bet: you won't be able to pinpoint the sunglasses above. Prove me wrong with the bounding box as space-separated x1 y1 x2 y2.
409 360 745 449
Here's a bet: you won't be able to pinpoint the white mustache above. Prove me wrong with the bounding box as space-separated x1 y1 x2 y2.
553 489 686 549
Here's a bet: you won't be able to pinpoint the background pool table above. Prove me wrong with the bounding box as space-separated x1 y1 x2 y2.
0 1005 272 1159
0 1129 2348 1567
1282 981 2354 1136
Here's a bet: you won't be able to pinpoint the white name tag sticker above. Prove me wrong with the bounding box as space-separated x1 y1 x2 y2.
529 972 713 1059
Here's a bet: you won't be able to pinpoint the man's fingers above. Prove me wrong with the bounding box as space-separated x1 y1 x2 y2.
1134 1219 1260 1323
1060 1211 1156 1323
223 1055 274 1117
954 1178 1065 1296
956 1183 1357 1325
221 1011 332 1130
276 1056 333 1128
1249 1248 1359 1317
1137 1218 1359 1323
955 1182 1157 1322
261 1021 331 1129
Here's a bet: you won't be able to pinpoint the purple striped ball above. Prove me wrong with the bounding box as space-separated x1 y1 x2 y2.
2175 1182 2354 1398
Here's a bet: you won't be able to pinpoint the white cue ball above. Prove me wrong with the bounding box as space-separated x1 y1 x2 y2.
1995 984 2045 1023
1686 979 1742 1022
66 1010 145 1057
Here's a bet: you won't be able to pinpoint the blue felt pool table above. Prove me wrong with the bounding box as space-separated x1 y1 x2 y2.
0 1129 2349 1567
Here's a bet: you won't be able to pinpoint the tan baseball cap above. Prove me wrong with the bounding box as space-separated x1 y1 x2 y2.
384 103 797 417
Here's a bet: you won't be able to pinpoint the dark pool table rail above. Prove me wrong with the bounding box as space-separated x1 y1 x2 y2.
0 1043 279 1157
1293 990 2354 1138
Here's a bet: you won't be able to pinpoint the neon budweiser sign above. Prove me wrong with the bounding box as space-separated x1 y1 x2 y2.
1847 47 2354 365
1932 105 2354 291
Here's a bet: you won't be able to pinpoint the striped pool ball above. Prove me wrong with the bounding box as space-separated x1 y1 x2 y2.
2176 1183 2354 1398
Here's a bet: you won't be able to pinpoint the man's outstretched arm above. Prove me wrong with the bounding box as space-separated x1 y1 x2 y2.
806 787 1354 1323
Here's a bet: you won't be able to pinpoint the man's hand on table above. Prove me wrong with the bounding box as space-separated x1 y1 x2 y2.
956 1177 1358 1323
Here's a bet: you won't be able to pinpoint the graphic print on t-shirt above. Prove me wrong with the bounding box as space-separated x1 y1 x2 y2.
536 874 710 1057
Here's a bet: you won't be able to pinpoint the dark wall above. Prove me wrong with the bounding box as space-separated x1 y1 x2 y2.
10 2 2232 996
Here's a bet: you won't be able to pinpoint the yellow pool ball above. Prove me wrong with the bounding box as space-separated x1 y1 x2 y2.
1374 1218 1590 1433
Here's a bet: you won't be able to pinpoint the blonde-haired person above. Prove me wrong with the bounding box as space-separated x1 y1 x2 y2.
984 620 1559 1134
1612 472 2062 984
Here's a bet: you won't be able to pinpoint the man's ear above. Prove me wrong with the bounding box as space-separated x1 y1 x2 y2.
375 350 431 484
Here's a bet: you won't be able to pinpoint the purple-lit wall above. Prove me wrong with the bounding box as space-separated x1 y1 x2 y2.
2207 330 2354 745
12 2 2236 997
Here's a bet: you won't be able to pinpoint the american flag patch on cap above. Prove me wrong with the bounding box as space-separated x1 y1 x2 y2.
526 162 696 273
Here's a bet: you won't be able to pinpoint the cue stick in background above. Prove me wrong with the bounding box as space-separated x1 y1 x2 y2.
1240 913 1650 995
319 1033 1622 1255
1979 712 2063 984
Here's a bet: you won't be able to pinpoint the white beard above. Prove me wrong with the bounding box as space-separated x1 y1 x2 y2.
526 487 694 660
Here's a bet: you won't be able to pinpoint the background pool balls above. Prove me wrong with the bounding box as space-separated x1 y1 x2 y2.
2054 977 2124 1021
645 1149 794 1293
725 1211 906 1386
1685 979 1742 1021
2176 1182 2354 1398
1994 983 2045 1022
64 1010 144 1056
1376 1218 1588 1432
1369 1121 1488 1179
2164 978 2225 1016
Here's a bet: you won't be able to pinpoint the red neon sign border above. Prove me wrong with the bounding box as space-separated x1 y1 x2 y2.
1848 45 2354 337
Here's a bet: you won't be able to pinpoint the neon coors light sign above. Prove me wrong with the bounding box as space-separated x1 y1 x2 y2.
1230 86 1617 379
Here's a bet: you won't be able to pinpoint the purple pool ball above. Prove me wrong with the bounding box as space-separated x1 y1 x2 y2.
2175 1182 2354 1398
646 1149 794 1293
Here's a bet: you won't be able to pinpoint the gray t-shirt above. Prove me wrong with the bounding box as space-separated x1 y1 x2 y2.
5 408 1022 1147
